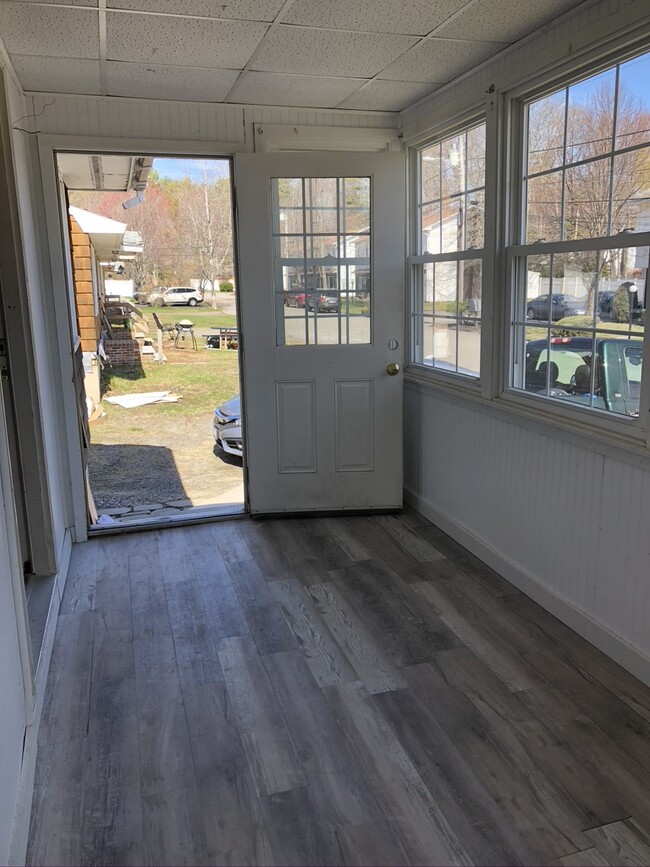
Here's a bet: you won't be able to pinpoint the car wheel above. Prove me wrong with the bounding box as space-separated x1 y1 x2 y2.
562 309 572 319
188 298 198 307
155 298 165 307
526 307 535 319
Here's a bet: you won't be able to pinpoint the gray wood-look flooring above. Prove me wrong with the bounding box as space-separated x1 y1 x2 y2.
27 511 650 867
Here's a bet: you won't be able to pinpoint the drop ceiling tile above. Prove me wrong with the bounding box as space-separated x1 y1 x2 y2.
283 0 469 36
338 79 440 111
107 0 284 22
107 11 268 69
378 37 507 83
12 54 101 94
232 71 365 108
0 4 99 58
437 0 583 43
252 25 419 78
106 61 240 101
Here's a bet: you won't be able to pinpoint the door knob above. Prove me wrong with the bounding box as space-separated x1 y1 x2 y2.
386 362 400 376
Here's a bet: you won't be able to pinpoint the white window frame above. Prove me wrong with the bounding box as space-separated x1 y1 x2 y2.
407 111 491 390
499 40 650 445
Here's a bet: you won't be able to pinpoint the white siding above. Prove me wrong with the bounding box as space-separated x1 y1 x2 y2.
404 382 650 682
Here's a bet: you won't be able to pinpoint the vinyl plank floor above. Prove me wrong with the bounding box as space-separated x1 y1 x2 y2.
141 786 211 867
263 648 381 827
217 634 306 796
270 579 359 687
185 683 268 863
260 787 344 867
27 739 87 867
308 581 408 693
59 538 99 615
585 819 650 867
323 680 472 866
27 513 650 867
226 558 297 654
38 611 94 747
329 559 461 666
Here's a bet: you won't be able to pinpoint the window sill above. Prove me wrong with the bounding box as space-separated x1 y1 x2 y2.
404 369 650 469
405 364 481 394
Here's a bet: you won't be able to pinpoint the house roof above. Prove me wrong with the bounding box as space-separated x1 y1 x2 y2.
0 0 590 112
69 205 142 262
58 154 153 193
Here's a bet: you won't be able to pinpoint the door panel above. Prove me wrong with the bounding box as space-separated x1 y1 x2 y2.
235 152 404 514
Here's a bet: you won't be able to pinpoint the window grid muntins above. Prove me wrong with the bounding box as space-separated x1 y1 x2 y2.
524 56 650 245
411 121 486 378
272 177 371 347
512 48 649 420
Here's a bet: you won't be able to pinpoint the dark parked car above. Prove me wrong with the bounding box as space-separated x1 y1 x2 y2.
284 291 306 308
526 294 587 320
307 290 339 313
598 283 641 320
525 335 642 416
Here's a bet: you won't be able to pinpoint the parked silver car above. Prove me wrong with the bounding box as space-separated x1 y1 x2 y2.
213 394 243 459
149 286 203 307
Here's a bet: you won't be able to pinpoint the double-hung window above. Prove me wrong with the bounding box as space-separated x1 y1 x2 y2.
509 48 650 423
410 120 486 378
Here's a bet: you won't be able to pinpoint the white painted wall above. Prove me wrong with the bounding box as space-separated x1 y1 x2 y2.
0 392 28 866
404 383 650 683
6 72 73 551
401 0 650 685
0 58 77 864
30 93 396 144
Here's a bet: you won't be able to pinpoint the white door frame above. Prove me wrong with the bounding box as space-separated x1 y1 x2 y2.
36 135 249 534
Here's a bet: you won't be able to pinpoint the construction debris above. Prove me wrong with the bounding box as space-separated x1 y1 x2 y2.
104 391 180 408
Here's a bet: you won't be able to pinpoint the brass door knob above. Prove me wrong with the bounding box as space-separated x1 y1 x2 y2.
386 362 400 376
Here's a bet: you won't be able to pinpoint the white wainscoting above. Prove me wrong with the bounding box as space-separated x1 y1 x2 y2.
404 381 650 687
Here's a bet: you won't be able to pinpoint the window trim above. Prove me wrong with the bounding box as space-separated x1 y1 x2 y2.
403 22 650 454
407 109 488 387
501 43 650 440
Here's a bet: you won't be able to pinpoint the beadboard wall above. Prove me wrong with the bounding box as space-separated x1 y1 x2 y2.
404 381 650 686
29 92 397 146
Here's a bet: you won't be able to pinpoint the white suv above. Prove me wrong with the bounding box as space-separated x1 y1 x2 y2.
149 286 203 307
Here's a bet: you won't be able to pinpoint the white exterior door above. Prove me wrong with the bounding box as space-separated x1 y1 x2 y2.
235 152 405 514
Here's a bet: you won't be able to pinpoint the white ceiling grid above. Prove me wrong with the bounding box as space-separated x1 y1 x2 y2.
1 0 586 111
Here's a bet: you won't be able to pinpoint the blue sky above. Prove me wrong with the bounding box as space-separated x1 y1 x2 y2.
152 158 230 182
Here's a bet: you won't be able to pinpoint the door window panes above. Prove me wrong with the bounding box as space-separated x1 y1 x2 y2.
272 177 371 347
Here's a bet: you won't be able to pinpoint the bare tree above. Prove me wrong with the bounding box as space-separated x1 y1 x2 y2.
179 162 233 306
526 81 650 311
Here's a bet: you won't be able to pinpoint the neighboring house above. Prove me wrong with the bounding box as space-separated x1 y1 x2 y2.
67 206 145 407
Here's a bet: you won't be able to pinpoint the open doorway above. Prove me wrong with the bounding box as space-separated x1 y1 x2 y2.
56 153 244 527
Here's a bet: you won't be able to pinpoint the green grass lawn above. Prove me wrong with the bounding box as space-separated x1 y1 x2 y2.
102 304 240 424
101 349 240 420
136 304 237 330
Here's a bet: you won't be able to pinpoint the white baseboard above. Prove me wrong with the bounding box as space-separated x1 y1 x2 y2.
404 488 650 690
9 528 73 867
